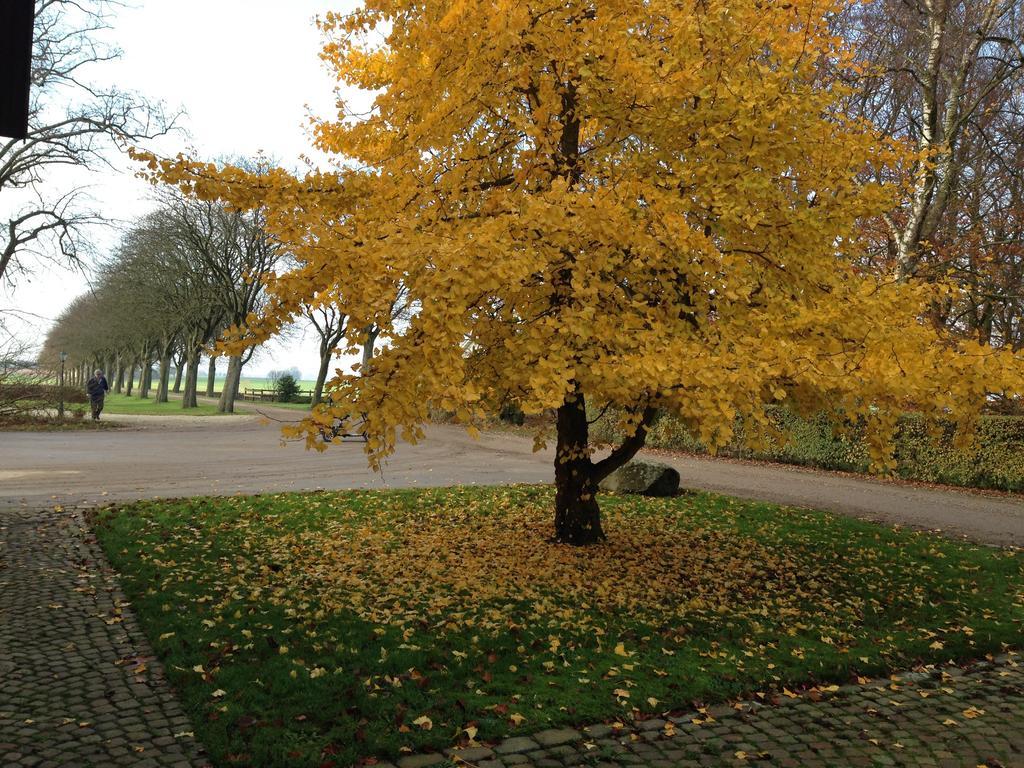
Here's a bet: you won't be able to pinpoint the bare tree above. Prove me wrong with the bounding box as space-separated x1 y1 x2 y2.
841 0 1024 279
0 0 176 288
358 285 412 375
158 181 280 412
303 297 348 406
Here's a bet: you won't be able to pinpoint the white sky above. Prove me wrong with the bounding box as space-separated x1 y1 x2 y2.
3 0 364 379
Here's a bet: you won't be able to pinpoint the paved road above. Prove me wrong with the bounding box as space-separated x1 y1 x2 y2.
1 404 1021 545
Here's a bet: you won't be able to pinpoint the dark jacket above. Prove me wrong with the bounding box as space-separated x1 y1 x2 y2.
86 375 109 400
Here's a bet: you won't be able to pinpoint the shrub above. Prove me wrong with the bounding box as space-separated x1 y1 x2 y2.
590 407 1024 492
275 374 300 403
499 402 525 425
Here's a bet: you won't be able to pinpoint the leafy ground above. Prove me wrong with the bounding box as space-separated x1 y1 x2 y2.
102 393 229 416
93 486 1024 768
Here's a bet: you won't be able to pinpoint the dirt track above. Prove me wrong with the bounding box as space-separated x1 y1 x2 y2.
1 403 1020 545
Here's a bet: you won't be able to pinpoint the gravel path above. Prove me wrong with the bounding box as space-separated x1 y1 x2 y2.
0 405 1020 545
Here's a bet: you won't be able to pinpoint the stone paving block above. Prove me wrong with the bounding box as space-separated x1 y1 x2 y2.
446 745 496 761
637 719 665 732
534 728 583 747
496 737 542 754
397 754 446 768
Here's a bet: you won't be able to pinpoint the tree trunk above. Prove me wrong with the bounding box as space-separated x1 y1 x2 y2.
551 390 658 545
361 325 380 375
217 354 242 413
206 356 217 397
139 355 152 399
172 350 185 393
182 352 201 408
125 362 135 396
552 393 604 545
114 357 125 394
155 349 172 403
312 346 332 406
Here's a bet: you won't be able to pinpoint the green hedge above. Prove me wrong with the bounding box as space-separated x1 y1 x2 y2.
591 408 1024 492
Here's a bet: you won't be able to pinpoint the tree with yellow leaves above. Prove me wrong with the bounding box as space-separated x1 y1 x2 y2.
143 0 1021 544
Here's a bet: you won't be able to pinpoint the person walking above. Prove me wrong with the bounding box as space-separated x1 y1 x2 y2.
86 369 109 420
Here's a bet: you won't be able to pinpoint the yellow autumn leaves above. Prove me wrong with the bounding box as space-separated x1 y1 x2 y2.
136 0 1023 488
133 487 1016 668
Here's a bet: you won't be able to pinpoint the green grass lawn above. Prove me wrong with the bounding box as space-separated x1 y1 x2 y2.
93 486 1023 768
102 393 231 416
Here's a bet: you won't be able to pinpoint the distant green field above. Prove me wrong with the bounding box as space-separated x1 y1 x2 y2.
231 377 319 393
115 376 318 396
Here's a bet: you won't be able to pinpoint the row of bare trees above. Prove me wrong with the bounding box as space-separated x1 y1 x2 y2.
40 187 280 412
40 180 409 411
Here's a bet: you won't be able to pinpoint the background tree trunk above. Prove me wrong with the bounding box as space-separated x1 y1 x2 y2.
217 354 241 413
114 358 124 394
139 355 153 399
125 362 135 396
312 346 332 406
361 325 380 375
172 349 185 393
206 356 217 397
155 349 172 403
182 352 200 408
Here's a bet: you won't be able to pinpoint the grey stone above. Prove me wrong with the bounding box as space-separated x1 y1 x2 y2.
446 746 496 762
547 745 581 757
534 728 583 747
637 718 666 732
397 755 446 768
598 460 680 496
495 737 542 755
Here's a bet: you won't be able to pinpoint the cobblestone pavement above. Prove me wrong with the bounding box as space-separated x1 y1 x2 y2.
403 655 1024 768
0 506 208 768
